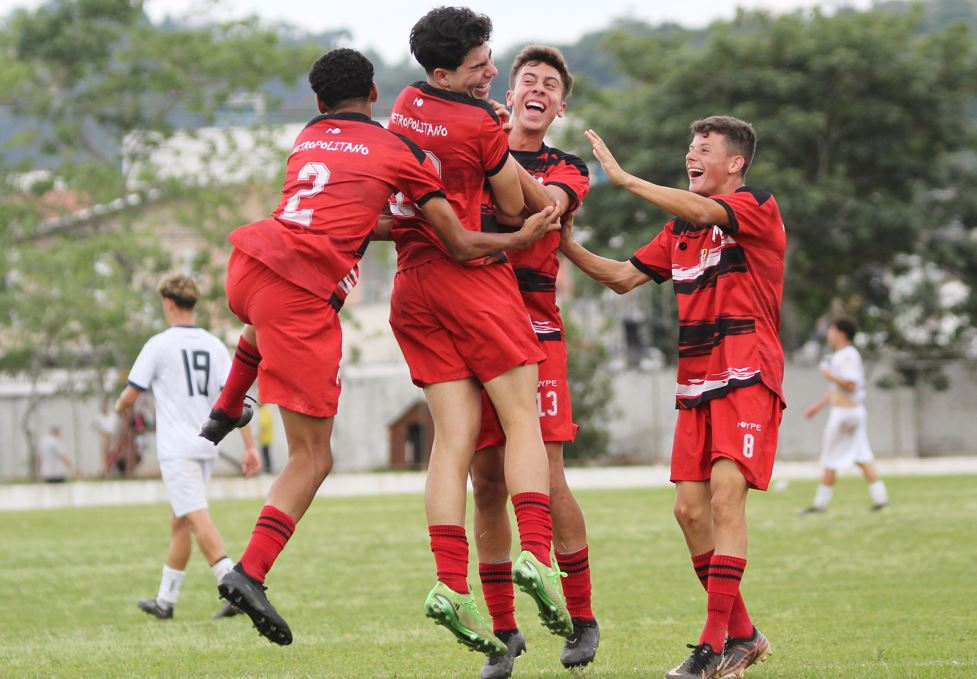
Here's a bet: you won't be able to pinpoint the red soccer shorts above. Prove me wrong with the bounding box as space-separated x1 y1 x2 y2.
670 382 783 490
226 249 342 418
477 338 578 449
389 258 545 387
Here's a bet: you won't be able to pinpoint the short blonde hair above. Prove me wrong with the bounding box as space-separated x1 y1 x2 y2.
156 273 199 310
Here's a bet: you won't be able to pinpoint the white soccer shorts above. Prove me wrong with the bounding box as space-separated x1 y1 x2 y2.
159 457 215 517
820 405 875 470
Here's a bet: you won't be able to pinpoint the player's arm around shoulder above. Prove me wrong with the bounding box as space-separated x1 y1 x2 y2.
559 212 650 294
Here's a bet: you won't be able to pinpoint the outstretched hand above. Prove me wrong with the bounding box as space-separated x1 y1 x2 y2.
585 129 629 186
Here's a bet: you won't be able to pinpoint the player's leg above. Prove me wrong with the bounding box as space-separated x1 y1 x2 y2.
548 442 600 668
200 323 259 443
138 512 190 619
423 378 505 655
857 462 889 510
483 364 571 637
471 444 526 679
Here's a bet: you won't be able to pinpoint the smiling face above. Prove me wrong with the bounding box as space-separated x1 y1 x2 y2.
507 61 567 134
685 131 746 197
435 43 497 100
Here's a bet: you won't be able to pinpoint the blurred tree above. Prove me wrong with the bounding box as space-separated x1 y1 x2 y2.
0 0 321 475
572 4 977 357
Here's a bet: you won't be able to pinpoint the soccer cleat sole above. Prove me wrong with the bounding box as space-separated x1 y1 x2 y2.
217 579 292 646
720 643 773 679
199 404 254 445
425 596 506 656
512 561 573 637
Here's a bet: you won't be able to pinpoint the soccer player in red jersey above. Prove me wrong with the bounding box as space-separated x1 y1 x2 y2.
560 117 782 679
205 48 558 646
467 46 600 678
387 7 573 658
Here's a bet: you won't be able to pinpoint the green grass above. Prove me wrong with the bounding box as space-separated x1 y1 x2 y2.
1 475 975 678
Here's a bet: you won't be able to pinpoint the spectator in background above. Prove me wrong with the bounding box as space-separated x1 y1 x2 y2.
257 403 274 474
93 401 118 477
40 426 76 483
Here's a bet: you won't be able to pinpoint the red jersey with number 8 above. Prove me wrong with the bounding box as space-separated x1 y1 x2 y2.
388 81 511 271
228 111 444 306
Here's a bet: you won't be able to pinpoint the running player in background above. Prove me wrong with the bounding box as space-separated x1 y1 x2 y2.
202 48 558 646
469 46 599 679
387 6 572 660
115 274 261 622
800 317 889 514
560 117 781 679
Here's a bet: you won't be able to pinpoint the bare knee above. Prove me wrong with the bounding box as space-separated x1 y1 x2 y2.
471 457 508 513
710 491 745 529
674 498 710 532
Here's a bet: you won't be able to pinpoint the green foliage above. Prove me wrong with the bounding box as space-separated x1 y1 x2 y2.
574 4 977 353
2 476 976 676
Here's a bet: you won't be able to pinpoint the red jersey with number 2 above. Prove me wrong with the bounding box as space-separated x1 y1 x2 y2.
387 81 511 270
228 111 444 306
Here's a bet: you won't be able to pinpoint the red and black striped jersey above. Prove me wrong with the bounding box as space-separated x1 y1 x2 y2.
630 187 786 409
481 144 590 341
388 81 511 271
228 112 444 308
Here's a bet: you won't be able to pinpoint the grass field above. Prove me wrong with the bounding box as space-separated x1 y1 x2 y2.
1 474 975 678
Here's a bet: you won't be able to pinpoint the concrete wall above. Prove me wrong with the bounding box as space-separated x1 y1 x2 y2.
1 361 975 481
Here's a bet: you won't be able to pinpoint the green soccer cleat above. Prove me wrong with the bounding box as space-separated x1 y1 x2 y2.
424 582 507 656
511 550 573 637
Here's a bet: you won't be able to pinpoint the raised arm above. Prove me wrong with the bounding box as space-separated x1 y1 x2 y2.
486 155 527 218
586 129 729 226
559 214 650 294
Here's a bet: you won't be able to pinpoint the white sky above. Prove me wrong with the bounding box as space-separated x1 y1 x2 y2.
1 0 872 64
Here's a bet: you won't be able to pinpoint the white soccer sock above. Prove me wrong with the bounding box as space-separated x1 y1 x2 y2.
157 565 186 607
813 484 833 510
868 480 888 505
211 556 234 581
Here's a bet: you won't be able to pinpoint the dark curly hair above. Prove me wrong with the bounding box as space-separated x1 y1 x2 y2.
409 6 492 74
831 317 857 341
308 48 374 109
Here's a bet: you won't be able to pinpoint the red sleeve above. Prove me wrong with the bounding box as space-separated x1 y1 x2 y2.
712 188 783 245
629 223 673 283
392 135 446 206
543 154 589 212
481 113 510 177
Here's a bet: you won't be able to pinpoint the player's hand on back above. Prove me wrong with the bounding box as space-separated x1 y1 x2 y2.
489 99 512 132
585 129 630 187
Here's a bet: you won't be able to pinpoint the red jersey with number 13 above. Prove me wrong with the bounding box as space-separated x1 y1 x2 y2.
388 81 511 271
228 112 444 306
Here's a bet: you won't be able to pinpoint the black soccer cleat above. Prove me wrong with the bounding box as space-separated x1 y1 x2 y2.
665 643 724 679
561 618 600 668
217 563 292 645
212 601 244 619
480 628 526 679
137 598 173 620
199 402 254 445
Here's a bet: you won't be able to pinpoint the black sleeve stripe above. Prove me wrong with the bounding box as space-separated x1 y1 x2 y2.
713 198 740 235
485 149 510 177
389 131 428 164
127 379 147 392
544 181 580 212
560 151 590 177
737 186 772 206
628 256 667 283
416 190 445 207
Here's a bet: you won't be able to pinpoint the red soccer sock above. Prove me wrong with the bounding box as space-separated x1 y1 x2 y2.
556 545 595 621
479 561 516 633
691 549 753 639
430 525 469 594
238 504 296 584
699 554 747 652
512 492 553 566
215 335 261 419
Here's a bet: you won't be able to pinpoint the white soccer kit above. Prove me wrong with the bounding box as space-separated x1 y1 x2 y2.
128 326 231 515
820 345 874 470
